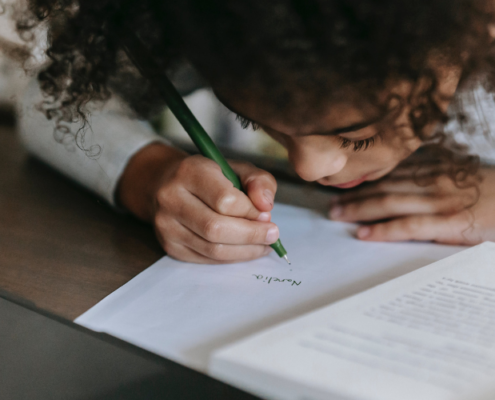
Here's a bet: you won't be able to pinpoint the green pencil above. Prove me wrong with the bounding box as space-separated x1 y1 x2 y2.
124 33 290 264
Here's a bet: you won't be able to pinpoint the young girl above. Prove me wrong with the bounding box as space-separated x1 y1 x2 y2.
15 0 495 263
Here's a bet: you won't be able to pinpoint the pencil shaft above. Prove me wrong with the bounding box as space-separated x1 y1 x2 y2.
156 77 242 190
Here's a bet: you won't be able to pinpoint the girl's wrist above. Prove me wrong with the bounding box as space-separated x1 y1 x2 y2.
117 142 187 221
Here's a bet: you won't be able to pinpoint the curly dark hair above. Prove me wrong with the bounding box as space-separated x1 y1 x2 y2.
11 0 495 191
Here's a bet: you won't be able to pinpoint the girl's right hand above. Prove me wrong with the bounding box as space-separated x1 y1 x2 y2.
117 143 280 263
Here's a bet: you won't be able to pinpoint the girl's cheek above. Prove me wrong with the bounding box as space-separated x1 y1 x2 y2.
376 125 422 164
345 140 396 173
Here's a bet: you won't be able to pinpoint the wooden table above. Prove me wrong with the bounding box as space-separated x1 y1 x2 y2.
0 124 334 320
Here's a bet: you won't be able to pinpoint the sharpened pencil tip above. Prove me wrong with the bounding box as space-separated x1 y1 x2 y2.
283 255 291 265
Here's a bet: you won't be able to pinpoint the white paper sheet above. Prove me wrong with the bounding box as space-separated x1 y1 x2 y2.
75 203 466 371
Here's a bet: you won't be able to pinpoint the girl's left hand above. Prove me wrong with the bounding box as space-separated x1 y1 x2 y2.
329 166 495 245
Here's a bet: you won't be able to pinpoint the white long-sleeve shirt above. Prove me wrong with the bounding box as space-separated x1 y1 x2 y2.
18 79 168 205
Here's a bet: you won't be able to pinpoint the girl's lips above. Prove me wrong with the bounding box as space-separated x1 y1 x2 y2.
331 176 368 189
325 168 391 189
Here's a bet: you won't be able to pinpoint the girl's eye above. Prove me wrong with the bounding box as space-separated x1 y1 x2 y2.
236 114 260 131
339 136 375 151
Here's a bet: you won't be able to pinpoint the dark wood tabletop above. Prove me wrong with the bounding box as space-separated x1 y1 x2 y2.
0 124 164 319
0 121 334 321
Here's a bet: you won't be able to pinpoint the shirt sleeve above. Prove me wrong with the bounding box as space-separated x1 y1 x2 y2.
446 84 495 165
17 78 169 206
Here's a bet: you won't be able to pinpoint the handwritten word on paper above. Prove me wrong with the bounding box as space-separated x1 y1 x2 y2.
252 274 301 286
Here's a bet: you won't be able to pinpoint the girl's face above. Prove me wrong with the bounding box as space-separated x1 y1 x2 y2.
216 65 460 189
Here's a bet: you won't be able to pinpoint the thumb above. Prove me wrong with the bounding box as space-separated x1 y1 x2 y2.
230 161 277 213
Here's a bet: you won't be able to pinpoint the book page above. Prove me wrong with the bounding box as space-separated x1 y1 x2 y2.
210 242 495 400
75 203 464 371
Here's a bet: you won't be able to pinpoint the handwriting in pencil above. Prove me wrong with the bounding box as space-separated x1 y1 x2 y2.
252 274 301 286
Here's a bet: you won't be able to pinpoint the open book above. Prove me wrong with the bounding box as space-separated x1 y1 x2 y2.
210 242 495 400
75 204 493 399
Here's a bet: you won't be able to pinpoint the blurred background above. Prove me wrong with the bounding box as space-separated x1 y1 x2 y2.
0 6 27 125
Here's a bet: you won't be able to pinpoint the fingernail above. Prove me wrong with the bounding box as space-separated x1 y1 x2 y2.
263 247 273 255
358 226 371 239
257 212 271 222
330 205 343 219
263 189 274 206
265 226 279 244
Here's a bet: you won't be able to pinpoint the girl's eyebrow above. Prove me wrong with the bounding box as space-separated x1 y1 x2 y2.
218 94 378 136
233 109 377 137
259 117 378 137
307 120 378 136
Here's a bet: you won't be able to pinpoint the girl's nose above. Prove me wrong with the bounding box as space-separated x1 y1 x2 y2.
289 145 347 182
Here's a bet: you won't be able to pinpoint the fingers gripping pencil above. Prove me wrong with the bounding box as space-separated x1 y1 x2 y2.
123 33 290 264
